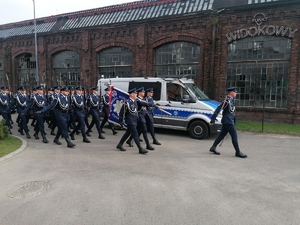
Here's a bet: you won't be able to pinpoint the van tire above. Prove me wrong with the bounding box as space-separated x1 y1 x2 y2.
188 121 209 139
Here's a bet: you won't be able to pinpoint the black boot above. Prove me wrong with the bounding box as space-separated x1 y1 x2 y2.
66 138 76 148
98 133 105 139
34 132 39 139
70 132 75 140
85 130 91 137
209 146 220 155
26 132 31 139
83 135 91 143
235 151 247 158
41 134 49 143
116 143 126 151
126 139 133 147
18 128 24 135
53 138 61 145
50 129 56 135
153 138 161 145
111 127 118 135
138 145 148 154
146 144 155 150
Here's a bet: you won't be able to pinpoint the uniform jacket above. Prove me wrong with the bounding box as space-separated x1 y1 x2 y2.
0 92 9 113
10 92 31 114
210 95 236 125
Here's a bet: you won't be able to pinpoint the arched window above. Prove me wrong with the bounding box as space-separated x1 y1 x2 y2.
15 53 37 88
52 50 80 86
154 42 200 77
227 36 291 108
98 47 132 78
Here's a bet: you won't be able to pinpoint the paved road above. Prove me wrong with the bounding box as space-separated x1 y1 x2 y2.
0 121 300 225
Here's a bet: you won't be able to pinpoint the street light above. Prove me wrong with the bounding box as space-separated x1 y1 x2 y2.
33 0 39 85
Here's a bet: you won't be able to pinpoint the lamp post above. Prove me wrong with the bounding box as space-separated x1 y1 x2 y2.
33 0 39 85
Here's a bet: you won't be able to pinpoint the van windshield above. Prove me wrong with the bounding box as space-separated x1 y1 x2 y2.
185 83 210 101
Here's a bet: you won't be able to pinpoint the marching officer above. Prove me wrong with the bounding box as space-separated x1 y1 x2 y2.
126 87 155 150
10 86 31 138
145 88 161 145
100 87 117 135
37 86 75 148
69 86 90 143
48 86 60 135
30 87 37 127
68 86 76 131
30 85 49 143
45 87 54 127
86 86 105 139
116 88 149 154
209 86 247 158
0 86 12 134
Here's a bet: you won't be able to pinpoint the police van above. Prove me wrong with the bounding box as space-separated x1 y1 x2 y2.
98 77 222 139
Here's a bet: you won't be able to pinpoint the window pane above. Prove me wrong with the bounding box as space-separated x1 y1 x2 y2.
98 47 133 78
154 42 200 77
52 51 80 86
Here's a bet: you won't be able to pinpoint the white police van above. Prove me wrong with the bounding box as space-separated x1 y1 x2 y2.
98 77 222 139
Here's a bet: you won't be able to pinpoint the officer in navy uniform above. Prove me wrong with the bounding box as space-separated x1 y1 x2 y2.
37 86 75 148
99 87 118 135
0 86 12 134
209 86 247 158
45 87 54 127
116 88 149 154
30 87 37 127
29 85 48 143
67 86 76 131
145 88 161 145
48 86 60 135
126 87 155 150
86 86 105 139
69 86 90 143
10 86 31 138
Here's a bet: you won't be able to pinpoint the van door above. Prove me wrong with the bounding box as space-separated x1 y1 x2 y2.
156 83 193 129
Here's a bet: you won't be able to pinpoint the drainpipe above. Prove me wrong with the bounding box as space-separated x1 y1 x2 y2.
209 21 217 99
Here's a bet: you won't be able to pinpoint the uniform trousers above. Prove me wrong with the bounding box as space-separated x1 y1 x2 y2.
119 125 140 147
72 109 87 137
0 110 11 127
54 110 70 139
87 108 101 133
212 124 239 151
145 114 155 139
19 113 29 133
34 112 46 135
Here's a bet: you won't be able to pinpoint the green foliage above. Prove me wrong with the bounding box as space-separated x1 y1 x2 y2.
0 135 22 158
0 119 9 140
236 120 300 136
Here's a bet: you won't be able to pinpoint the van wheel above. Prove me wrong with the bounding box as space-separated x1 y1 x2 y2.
188 121 209 139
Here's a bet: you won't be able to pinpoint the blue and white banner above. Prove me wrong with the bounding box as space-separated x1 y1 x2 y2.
108 86 129 125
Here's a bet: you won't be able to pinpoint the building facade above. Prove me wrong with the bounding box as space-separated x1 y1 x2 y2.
0 0 299 123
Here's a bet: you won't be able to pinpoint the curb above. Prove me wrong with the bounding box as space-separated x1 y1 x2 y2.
0 135 27 163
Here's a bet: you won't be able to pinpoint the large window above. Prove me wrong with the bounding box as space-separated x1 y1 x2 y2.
52 51 80 86
154 42 200 77
0 59 4 85
15 53 37 88
98 47 132 78
227 36 291 108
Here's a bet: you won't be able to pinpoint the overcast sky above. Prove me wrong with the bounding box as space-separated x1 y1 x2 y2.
0 0 138 25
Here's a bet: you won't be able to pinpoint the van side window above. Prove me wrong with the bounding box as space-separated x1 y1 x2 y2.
129 81 161 100
167 83 188 102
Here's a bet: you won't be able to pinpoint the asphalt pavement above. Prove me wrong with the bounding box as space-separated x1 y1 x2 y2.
0 118 299 225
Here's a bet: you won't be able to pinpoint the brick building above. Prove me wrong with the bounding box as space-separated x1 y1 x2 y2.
0 0 300 123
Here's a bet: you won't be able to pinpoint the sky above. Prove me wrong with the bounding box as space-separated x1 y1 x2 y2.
0 0 138 25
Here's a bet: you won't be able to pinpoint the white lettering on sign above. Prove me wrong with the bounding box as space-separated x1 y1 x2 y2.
226 25 298 43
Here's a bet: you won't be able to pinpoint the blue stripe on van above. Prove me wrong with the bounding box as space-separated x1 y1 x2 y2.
202 100 220 110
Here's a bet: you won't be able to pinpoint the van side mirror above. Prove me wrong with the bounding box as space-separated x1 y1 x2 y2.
182 95 190 103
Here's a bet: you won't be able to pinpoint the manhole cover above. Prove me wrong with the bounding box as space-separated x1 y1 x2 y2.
8 180 51 199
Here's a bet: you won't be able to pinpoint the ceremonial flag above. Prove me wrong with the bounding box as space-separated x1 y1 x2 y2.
108 86 129 125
